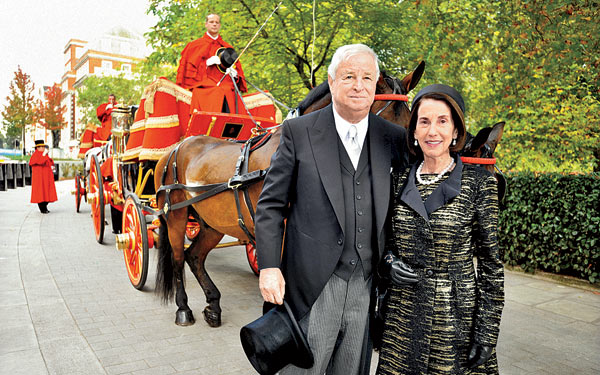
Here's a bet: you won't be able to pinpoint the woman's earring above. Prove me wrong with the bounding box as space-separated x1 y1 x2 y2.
414 139 418 146
451 138 457 146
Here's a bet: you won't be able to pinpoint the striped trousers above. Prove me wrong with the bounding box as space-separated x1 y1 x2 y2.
280 266 372 375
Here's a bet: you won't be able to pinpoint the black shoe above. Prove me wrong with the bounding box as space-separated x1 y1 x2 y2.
41 210 50 214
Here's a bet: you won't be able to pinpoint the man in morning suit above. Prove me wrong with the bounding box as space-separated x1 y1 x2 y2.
255 44 408 374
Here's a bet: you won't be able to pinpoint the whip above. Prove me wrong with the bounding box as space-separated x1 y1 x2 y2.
217 0 284 86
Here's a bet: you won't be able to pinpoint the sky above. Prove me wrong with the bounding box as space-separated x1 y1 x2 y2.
0 0 158 112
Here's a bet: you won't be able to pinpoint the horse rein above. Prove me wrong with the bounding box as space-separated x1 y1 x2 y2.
375 76 408 116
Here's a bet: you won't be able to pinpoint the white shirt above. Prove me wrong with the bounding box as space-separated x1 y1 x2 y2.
333 104 369 167
206 32 219 40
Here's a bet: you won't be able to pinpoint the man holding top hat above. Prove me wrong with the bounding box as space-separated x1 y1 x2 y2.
176 13 247 114
29 140 57 214
249 44 408 374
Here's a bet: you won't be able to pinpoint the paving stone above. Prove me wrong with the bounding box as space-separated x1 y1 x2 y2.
537 299 600 322
0 348 48 375
105 360 149 375
3 180 600 374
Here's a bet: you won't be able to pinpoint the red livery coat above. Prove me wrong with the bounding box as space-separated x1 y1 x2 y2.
95 102 115 146
175 33 247 113
29 150 57 203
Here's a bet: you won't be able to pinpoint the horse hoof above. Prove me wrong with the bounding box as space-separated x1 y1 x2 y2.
203 307 221 327
175 309 195 326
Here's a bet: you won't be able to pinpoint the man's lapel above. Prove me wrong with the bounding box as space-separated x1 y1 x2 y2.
308 105 345 232
368 114 392 239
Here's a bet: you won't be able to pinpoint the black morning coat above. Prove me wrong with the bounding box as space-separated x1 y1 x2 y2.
255 104 408 320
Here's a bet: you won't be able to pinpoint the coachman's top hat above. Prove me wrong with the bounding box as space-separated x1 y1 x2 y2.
34 140 47 148
240 301 314 375
216 47 239 74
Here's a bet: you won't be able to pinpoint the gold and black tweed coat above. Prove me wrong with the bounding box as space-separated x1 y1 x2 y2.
377 159 504 375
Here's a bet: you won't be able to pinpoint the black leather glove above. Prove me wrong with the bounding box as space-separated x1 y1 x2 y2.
467 343 493 368
380 251 419 286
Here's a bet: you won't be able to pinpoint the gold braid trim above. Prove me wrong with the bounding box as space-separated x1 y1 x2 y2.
130 119 146 133
142 79 192 115
138 144 178 161
123 146 142 161
242 92 275 109
144 115 179 129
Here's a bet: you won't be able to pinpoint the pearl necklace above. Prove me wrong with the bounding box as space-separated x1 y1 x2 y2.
416 158 455 185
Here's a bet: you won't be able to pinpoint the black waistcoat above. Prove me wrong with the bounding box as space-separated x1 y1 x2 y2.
334 134 376 281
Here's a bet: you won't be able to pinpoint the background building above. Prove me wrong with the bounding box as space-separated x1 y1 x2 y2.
58 26 150 157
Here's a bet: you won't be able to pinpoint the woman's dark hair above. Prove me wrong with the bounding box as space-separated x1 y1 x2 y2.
407 92 466 157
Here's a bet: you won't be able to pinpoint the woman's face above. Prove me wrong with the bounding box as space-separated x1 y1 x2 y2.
414 98 458 161
36 146 45 152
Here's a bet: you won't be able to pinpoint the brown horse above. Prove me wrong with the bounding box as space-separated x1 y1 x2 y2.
154 62 425 327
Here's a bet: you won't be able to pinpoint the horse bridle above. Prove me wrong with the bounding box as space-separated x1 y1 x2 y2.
375 76 409 116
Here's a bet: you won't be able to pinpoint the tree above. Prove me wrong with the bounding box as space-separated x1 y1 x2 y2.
1 66 36 154
142 0 599 172
34 84 66 148
76 73 146 127
144 0 422 106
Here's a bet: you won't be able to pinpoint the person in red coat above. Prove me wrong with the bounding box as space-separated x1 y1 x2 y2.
29 140 57 213
176 13 247 113
95 94 117 147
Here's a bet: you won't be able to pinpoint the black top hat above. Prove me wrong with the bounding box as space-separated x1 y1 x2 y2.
216 47 239 73
34 140 47 148
240 301 314 375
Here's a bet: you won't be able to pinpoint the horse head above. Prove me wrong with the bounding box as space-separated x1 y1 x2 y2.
461 121 506 201
372 61 425 128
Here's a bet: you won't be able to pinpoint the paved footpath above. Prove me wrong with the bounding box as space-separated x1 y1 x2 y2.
1 180 599 374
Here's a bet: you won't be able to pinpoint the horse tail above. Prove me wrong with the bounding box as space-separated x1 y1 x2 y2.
155 215 176 304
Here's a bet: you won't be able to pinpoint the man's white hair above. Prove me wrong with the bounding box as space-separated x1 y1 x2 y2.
327 44 380 80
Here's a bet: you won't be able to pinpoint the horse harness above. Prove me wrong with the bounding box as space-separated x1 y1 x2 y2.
150 131 274 246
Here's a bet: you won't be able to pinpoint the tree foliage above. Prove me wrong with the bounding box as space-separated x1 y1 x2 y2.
34 84 66 148
141 0 599 172
1 66 36 153
76 73 146 126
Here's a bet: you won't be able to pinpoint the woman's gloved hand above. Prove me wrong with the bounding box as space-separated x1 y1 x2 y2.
467 343 493 368
380 251 419 286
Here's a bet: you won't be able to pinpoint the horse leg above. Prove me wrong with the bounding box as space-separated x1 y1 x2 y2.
184 223 224 327
156 207 196 326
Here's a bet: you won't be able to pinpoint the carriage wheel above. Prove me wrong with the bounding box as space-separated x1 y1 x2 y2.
121 194 149 290
89 154 105 244
75 175 83 212
83 173 88 203
245 243 259 276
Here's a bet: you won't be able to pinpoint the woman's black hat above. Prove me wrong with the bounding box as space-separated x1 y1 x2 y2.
240 301 314 375
34 140 47 148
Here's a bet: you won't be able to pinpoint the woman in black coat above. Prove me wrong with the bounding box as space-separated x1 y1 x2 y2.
377 84 504 375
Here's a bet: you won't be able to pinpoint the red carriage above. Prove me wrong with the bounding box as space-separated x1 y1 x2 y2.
75 76 282 289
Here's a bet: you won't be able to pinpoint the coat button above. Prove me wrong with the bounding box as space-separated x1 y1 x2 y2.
350 259 357 265
357 210 363 216
337 238 343 245
356 195 362 200
356 180 361 185
426 269 434 277
357 243 363 249
358 227 364 233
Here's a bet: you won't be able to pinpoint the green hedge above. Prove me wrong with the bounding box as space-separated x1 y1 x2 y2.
499 172 600 283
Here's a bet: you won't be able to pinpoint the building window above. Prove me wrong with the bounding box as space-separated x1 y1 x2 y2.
102 60 112 70
121 64 131 73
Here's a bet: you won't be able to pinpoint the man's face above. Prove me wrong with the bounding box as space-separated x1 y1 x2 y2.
205 15 221 37
108 95 116 105
328 53 377 123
